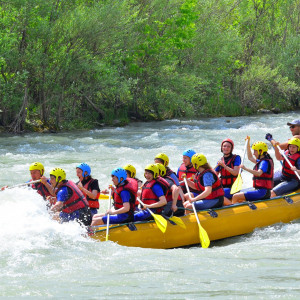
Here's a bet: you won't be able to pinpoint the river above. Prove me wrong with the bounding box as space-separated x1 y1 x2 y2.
1 112 300 298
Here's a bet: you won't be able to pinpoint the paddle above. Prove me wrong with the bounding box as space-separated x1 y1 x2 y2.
99 194 109 199
1 179 41 191
276 145 300 180
230 139 248 194
137 198 168 233
105 186 112 241
166 214 186 229
183 176 210 248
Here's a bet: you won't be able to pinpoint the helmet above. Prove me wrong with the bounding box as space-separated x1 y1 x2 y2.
221 139 234 152
145 164 159 179
76 163 91 178
50 168 66 183
191 153 207 169
182 149 196 159
288 137 300 152
29 162 44 175
154 153 169 166
123 164 136 178
252 141 268 154
156 163 166 177
111 168 127 184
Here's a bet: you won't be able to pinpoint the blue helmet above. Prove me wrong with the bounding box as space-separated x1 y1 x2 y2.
76 163 91 178
111 168 127 184
183 149 196 159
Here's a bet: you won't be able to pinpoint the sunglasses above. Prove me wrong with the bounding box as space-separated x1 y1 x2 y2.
289 125 296 129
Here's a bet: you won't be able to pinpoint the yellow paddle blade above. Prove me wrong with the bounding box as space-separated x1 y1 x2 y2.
99 194 109 200
169 215 186 229
199 225 210 248
230 174 243 194
152 214 168 233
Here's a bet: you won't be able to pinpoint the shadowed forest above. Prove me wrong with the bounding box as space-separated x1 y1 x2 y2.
0 0 299 132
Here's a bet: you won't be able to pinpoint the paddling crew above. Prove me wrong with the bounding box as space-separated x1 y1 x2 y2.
177 149 197 193
215 139 241 201
123 164 143 210
266 119 300 150
76 163 100 216
134 164 167 222
50 168 92 226
91 168 137 226
154 153 180 185
156 163 184 217
29 162 55 199
183 153 224 212
270 138 300 197
232 139 274 204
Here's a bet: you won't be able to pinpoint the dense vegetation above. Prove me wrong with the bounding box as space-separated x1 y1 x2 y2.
0 0 299 132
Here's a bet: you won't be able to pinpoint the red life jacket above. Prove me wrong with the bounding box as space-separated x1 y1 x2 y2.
31 180 52 199
219 155 238 188
164 176 183 203
57 180 88 214
141 178 168 213
82 178 100 209
282 151 300 180
253 158 274 190
194 169 224 199
166 167 176 178
177 163 197 181
113 179 137 217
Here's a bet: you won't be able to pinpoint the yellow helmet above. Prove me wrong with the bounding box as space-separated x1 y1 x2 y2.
288 137 300 152
191 153 207 169
49 168 66 183
29 162 44 175
144 164 159 179
156 163 166 177
155 153 169 166
123 164 136 178
252 141 268 154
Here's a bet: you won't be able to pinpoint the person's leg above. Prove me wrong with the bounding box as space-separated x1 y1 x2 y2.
232 192 246 204
271 179 299 197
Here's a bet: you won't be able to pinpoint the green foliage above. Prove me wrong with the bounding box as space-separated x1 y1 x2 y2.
0 0 299 132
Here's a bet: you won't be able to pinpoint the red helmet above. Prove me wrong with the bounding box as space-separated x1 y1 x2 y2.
221 139 234 153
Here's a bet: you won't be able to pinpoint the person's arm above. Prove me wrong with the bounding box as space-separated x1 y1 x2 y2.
50 187 68 212
171 185 180 212
40 177 56 196
273 142 284 161
143 184 167 209
188 186 212 202
107 190 130 215
241 160 268 177
246 137 256 163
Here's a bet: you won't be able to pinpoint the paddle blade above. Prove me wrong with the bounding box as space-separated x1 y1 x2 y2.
199 225 210 248
230 174 243 194
169 215 186 229
153 214 168 233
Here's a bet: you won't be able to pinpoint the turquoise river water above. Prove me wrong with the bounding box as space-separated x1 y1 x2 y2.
0 112 300 299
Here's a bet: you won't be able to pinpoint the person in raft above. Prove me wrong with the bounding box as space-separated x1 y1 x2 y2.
183 153 224 212
123 164 143 210
91 168 137 226
50 168 92 226
156 163 184 217
214 139 241 204
177 149 198 193
28 162 56 202
270 137 300 197
134 164 167 222
76 163 100 216
231 138 274 204
154 153 180 185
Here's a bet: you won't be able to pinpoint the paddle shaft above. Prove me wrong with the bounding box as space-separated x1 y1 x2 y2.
277 145 300 180
105 187 112 241
136 198 155 218
239 139 248 176
4 179 41 190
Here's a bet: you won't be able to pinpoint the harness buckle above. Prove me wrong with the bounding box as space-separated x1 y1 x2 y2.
247 201 257 210
127 223 137 231
283 196 293 204
208 209 218 218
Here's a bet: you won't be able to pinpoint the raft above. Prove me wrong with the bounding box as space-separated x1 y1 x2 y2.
90 190 300 249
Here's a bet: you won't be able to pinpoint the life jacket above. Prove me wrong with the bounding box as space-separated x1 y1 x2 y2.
57 180 88 214
253 158 274 190
113 179 137 217
219 154 238 188
194 169 224 199
282 151 300 180
81 178 100 209
164 176 183 203
177 163 197 181
141 178 168 213
129 178 142 207
31 180 52 199
166 167 176 178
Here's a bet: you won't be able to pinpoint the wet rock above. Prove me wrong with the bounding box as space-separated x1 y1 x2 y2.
257 109 271 114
